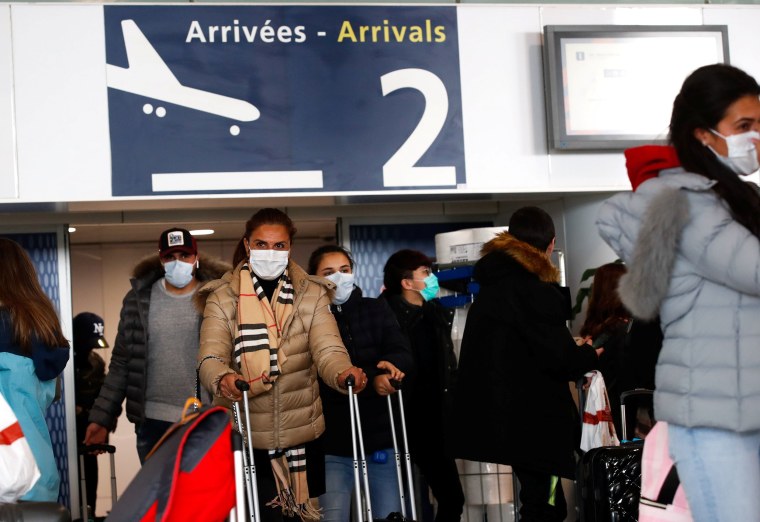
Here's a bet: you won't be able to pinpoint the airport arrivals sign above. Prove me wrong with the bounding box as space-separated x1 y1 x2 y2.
104 6 466 196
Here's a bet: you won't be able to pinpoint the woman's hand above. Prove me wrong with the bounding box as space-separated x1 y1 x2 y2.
337 366 368 393
219 373 245 401
373 361 405 396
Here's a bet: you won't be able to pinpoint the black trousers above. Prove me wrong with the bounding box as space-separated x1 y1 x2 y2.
409 422 464 522
511 466 567 522
82 453 98 514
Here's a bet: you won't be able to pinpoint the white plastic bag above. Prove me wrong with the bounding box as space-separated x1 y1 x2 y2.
0 392 40 503
580 371 620 451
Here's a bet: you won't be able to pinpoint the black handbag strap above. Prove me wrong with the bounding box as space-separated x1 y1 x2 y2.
656 464 682 505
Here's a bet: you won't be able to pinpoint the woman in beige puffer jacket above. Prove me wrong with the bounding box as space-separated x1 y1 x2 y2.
197 257 360 449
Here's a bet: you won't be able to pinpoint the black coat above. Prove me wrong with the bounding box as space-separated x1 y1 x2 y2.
320 287 414 456
451 234 598 478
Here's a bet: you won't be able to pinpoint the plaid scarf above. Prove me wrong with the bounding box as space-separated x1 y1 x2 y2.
234 264 293 395
236 265 318 520
267 446 321 520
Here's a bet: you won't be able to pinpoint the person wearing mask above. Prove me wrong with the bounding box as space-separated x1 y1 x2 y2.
380 249 464 522
85 228 229 463
197 208 366 522
597 63 760 521
0 238 70 502
307 245 413 521
72 312 108 515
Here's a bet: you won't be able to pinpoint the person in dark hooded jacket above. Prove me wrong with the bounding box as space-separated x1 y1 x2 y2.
451 206 600 522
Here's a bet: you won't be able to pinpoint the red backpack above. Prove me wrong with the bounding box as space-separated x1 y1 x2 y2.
108 403 235 522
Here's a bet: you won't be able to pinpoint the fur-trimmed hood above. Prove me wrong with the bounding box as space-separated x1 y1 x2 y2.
476 232 560 284
131 252 231 291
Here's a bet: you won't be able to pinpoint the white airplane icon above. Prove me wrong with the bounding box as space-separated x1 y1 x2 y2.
107 19 260 124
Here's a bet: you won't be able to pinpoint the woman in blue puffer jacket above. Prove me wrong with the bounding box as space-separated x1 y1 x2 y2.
596 64 760 522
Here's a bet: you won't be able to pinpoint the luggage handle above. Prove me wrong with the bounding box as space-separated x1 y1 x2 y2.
620 388 654 441
232 377 260 522
235 379 251 392
80 443 116 454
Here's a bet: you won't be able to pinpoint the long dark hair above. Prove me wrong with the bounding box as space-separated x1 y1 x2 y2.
670 64 760 238
232 208 297 267
307 245 354 275
0 238 68 353
580 263 630 339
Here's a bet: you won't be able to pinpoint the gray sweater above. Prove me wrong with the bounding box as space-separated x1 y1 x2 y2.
597 168 760 432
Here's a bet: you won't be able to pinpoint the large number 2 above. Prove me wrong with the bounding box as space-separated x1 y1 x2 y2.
381 68 456 187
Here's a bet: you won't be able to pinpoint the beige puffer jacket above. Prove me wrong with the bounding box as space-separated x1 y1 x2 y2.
196 259 352 449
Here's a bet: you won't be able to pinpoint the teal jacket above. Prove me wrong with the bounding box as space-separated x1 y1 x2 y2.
0 311 69 502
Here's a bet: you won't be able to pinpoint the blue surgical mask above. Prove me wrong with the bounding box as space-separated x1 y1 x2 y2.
326 272 355 305
416 273 439 302
163 259 195 289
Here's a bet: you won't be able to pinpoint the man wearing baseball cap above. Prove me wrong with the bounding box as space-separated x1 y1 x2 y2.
85 228 230 464
73 311 108 516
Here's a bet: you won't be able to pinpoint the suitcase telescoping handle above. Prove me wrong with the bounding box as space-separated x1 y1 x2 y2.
232 379 261 522
79 444 117 522
346 374 374 522
231 430 247 522
620 388 654 441
387 378 417 521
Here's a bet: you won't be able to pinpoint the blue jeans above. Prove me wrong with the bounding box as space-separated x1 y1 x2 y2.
319 450 401 522
135 418 174 464
669 425 760 522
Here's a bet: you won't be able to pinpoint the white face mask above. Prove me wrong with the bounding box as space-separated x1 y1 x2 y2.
326 272 355 305
249 249 289 280
709 129 760 176
163 259 195 289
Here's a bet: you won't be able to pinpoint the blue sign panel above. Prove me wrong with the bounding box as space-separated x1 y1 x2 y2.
104 6 465 196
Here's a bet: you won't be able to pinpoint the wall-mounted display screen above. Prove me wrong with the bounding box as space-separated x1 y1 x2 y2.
543 25 729 151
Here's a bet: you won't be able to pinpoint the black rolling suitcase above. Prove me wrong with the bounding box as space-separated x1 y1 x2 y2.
76 444 116 522
578 389 654 522
346 376 416 522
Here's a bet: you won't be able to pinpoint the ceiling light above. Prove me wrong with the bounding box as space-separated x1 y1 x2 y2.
189 229 214 236
68 227 76 233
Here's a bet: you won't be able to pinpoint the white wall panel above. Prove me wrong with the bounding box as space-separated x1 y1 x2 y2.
0 5 16 199
12 5 111 201
458 6 551 192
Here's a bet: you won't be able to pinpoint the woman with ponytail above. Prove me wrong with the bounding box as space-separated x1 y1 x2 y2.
197 208 366 521
597 63 760 521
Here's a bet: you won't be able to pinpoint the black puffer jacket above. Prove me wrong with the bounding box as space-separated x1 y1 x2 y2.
89 253 229 429
450 233 598 478
320 287 413 456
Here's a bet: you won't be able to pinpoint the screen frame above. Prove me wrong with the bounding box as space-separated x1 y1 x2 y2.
542 25 730 151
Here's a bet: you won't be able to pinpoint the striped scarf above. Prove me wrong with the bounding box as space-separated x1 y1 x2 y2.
234 264 293 396
267 446 320 520
236 265 318 520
